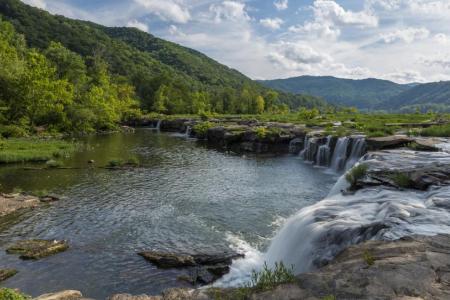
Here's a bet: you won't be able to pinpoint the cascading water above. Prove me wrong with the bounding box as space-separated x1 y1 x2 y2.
156 120 162 131
185 126 192 138
345 137 367 170
299 136 309 160
330 137 350 172
316 136 332 167
218 149 450 287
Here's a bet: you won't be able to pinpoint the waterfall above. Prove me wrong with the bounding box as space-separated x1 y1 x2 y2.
345 138 367 170
217 150 450 286
299 136 309 159
316 136 332 167
156 120 162 131
185 126 192 137
330 137 350 172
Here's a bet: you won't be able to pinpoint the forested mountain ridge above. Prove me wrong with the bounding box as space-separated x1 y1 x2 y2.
259 76 410 109
0 0 326 119
380 81 450 112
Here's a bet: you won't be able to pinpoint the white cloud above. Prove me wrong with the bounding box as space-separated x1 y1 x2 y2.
260 18 284 30
379 27 430 44
434 33 450 44
209 1 250 23
22 0 46 9
289 22 340 40
422 55 450 69
134 0 191 23
384 70 426 83
274 0 288 11
126 20 149 32
313 0 378 28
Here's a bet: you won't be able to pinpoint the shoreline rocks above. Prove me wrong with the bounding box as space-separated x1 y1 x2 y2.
0 269 17 282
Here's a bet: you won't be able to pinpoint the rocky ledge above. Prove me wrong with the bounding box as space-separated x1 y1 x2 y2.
0 269 18 282
139 251 244 285
0 192 60 220
102 234 450 300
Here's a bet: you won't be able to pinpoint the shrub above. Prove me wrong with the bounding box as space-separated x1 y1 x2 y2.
193 122 213 138
247 262 296 292
363 250 375 266
107 159 123 168
322 296 337 300
127 156 139 166
0 125 28 138
0 288 30 300
391 173 413 189
254 127 268 139
346 164 368 189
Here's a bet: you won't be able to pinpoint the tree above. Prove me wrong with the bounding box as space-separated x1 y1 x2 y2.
255 95 265 114
152 84 169 113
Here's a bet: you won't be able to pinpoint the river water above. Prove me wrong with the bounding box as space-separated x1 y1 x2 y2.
0 129 335 299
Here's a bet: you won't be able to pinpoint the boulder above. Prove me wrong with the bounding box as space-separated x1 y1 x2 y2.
366 135 413 150
109 294 161 300
0 269 17 282
7 239 69 260
34 290 82 300
0 193 40 218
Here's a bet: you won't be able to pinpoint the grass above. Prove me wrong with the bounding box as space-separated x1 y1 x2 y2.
107 157 140 168
363 250 375 267
254 127 268 139
0 288 30 300
346 164 368 189
209 262 296 300
390 173 413 188
420 124 450 137
0 138 77 164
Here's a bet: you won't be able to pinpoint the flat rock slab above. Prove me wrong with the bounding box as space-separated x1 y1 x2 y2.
33 290 82 300
7 239 69 260
0 269 18 282
0 193 40 218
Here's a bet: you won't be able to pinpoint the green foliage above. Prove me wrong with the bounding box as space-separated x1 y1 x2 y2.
107 159 123 168
248 262 296 292
420 124 450 137
0 138 76 163
193 121 213 138
254 127 268 139
0 288 30 300
390 173 413 189
346 164 368 189
322 295 337 300
363 250 375 267
0 125 28 138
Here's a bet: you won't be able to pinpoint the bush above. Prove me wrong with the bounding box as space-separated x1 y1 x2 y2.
126 156 139 166
0 288 30 300
391 173 413 188
0 125 28 138
346 164 368 189
254 127 267 139
107 159 123 168
363 250 375 266
193 122 213 138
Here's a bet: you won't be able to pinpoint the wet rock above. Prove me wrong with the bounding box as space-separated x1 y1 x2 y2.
39 194 61 203
139 251 243 285
0 193 40 218
7 239 69 260
366 135 413 150
289 138 304 154
0 269 17 282
34 290 83 300
138 251 196 268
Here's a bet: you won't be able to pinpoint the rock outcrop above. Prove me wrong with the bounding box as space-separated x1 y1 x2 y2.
0 269 17 282
33 290 83 300
0 193 41 218
138 251 244 285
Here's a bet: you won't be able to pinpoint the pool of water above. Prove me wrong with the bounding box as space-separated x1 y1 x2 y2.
0 129 335 299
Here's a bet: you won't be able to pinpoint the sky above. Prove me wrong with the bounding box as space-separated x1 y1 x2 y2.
21 0 450 84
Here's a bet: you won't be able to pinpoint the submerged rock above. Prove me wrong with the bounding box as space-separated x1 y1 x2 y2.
139 251 196 268
0 269 17 282
7 239 69 260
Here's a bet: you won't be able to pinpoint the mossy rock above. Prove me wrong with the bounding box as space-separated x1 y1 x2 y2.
6 239 69 260
0 269 17 282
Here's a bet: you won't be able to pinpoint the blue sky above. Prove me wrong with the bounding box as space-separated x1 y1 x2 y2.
22 0 450 83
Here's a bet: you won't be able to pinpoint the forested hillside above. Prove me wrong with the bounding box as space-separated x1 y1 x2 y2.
0 0 325 130
259 76 410 109
381 81 450 112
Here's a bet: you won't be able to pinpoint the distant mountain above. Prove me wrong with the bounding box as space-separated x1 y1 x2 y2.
259 76 411 109
381 81 450 112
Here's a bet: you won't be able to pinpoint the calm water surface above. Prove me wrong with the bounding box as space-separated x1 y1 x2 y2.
0 129 335 299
